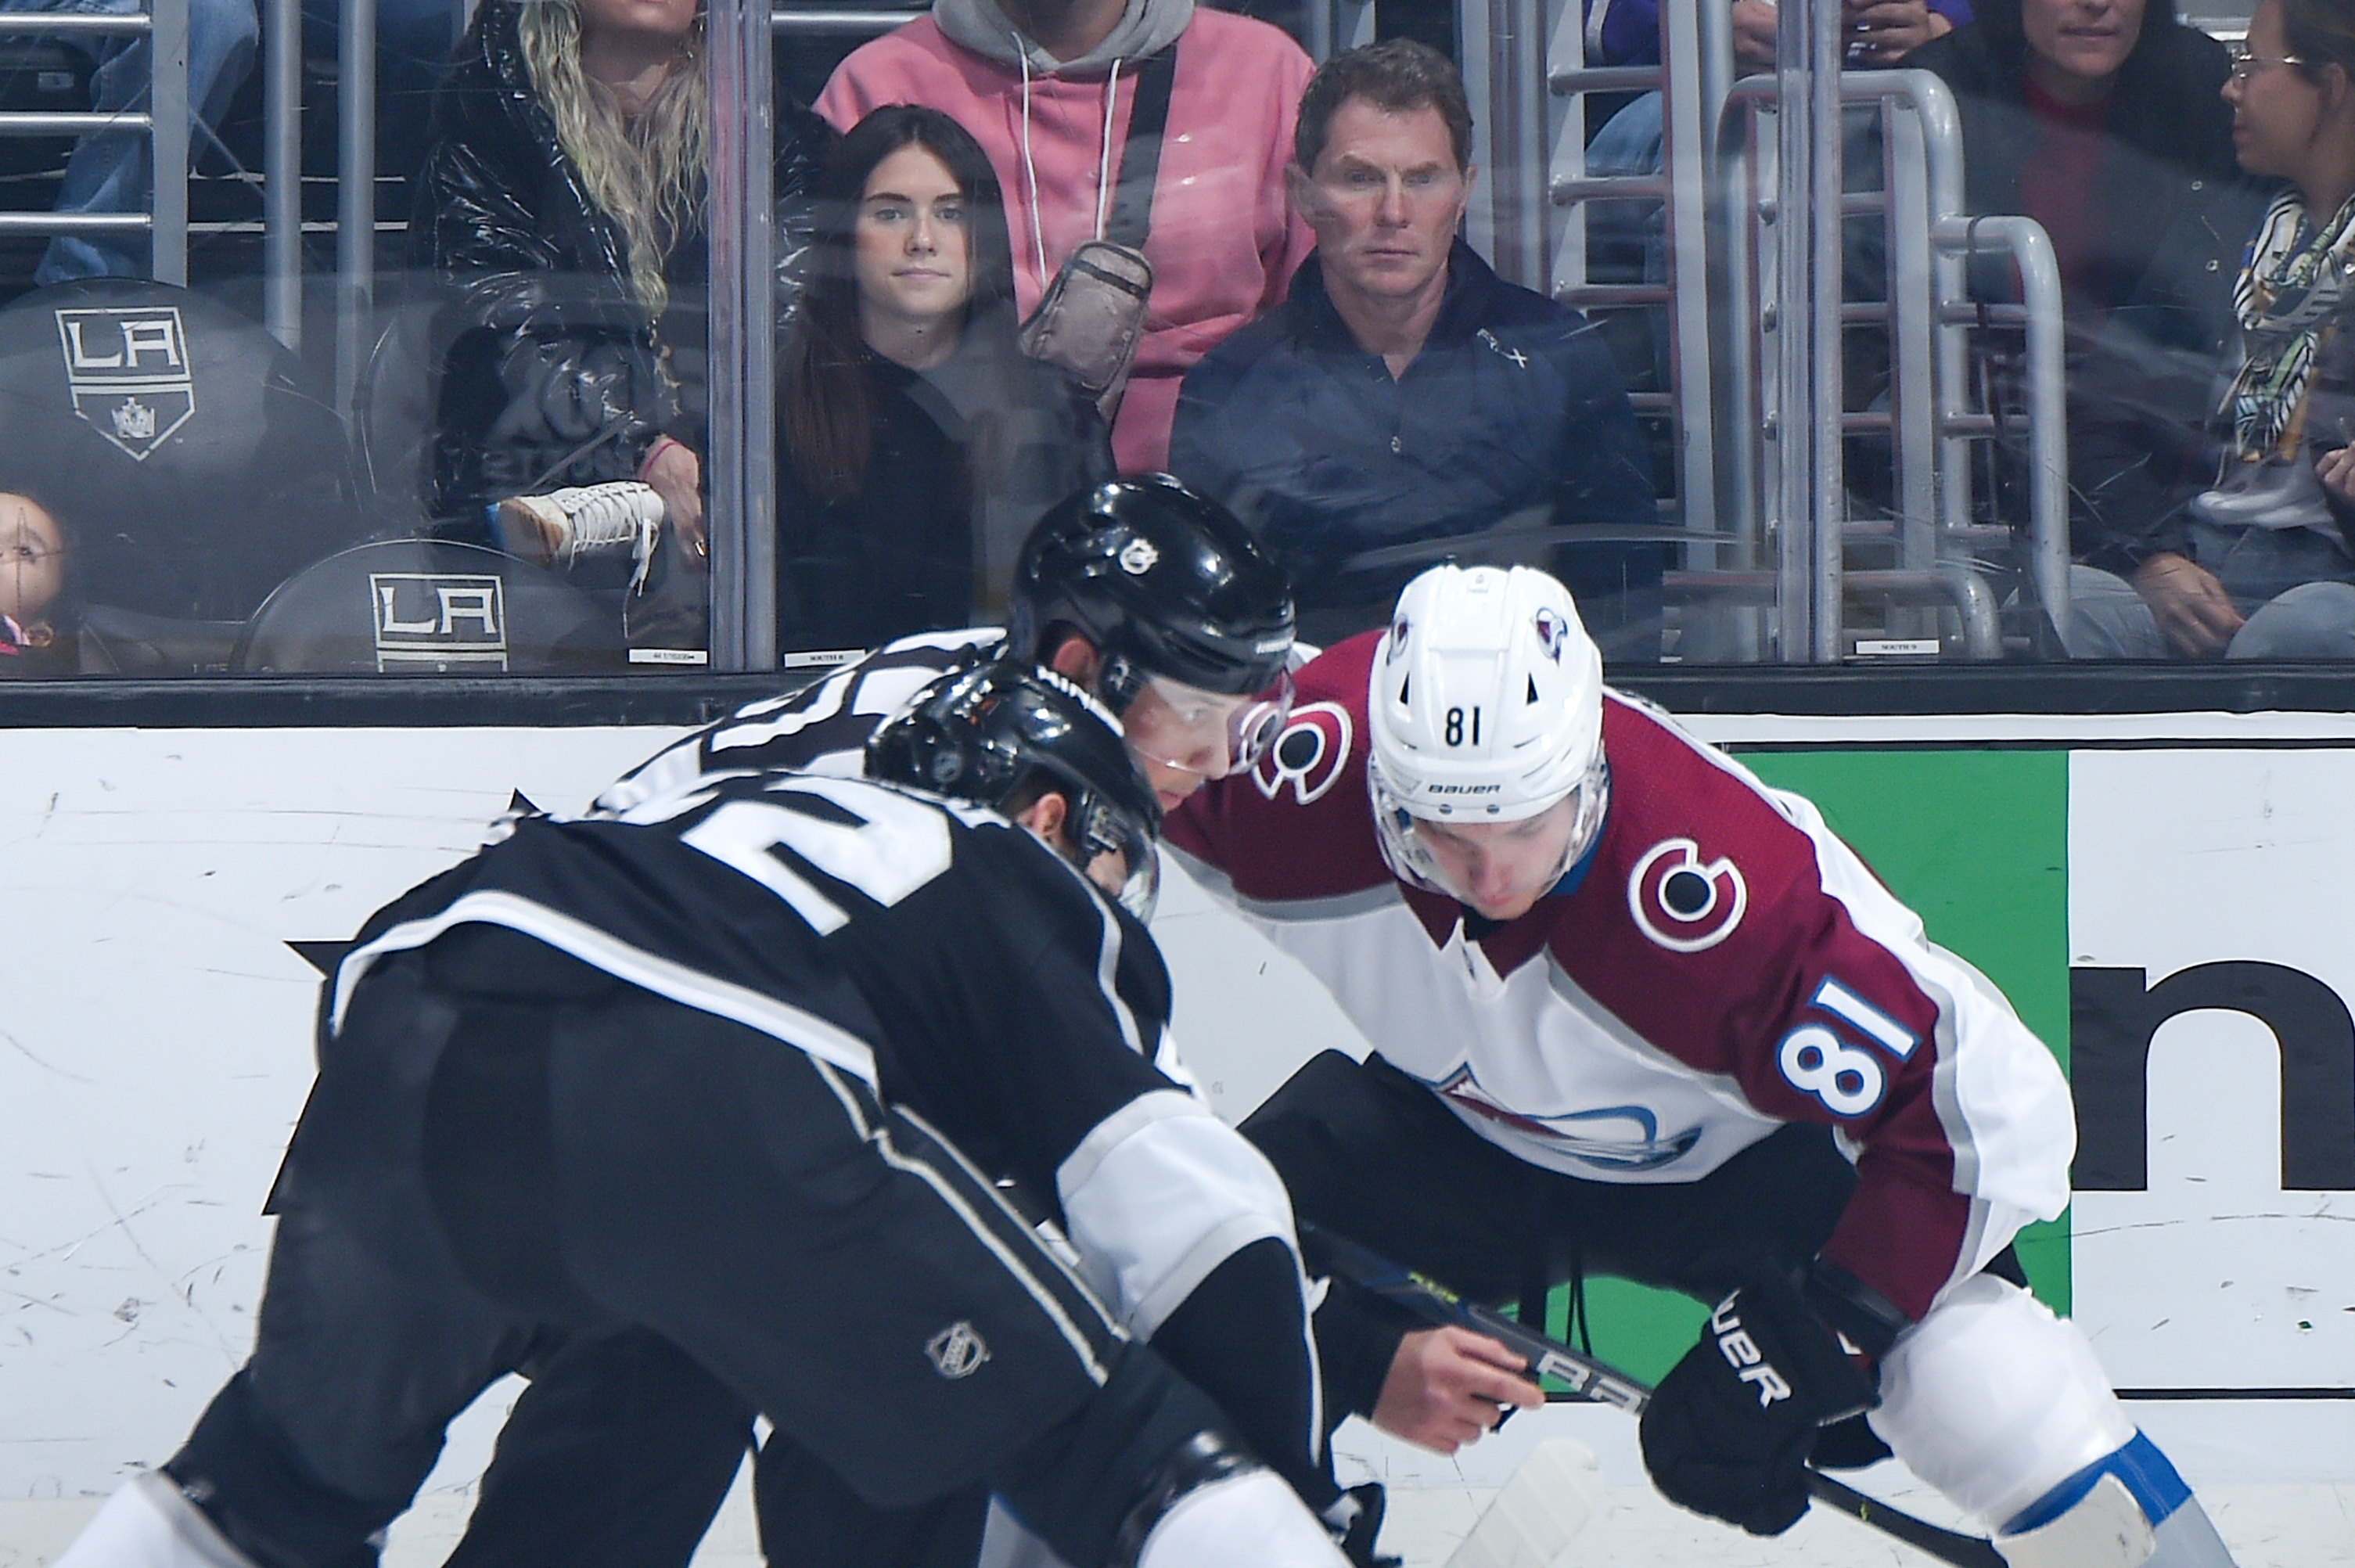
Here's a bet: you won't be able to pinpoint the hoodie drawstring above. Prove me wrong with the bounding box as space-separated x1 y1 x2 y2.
1017 42 1051 297
1094 56 1123 241
1015 39 1130 298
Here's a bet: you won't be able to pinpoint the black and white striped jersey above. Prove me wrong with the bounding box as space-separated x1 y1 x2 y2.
595 628 1004 817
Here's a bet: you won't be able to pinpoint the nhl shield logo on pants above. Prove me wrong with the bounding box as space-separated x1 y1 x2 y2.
926 1321 991 1379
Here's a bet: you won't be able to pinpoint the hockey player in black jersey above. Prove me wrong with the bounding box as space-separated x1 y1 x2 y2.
599 473 1300 822
420 476 1317 1568
51 664 1352 1568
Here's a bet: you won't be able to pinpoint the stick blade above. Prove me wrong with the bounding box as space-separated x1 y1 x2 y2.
1443 1438 1605 1568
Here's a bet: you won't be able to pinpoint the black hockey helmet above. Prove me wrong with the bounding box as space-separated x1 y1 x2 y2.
867 660 1163 918
1005 475 1297 713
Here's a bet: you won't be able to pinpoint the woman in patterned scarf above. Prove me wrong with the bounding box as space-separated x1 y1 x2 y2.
2071 0 2355 657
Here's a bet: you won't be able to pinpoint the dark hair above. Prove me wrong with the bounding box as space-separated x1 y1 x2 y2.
1295 39 1474 174
782 105 1017 504
2278 0 2355 83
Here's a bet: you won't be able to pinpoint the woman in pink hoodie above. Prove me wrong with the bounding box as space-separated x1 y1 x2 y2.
818 0 1315 471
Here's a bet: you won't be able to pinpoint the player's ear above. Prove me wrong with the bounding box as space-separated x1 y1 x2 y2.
1012 789 1071 852
1048 635 1102 690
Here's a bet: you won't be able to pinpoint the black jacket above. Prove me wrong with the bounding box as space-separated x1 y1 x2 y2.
408 1 828 530
1170 239 1663 653
778 315 1113 657
1900 2 2274 570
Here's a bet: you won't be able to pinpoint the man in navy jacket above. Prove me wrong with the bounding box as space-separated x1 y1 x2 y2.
1169 39 1665 655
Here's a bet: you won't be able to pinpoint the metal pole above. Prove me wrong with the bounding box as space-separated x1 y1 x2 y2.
337 0 376 414
264 0 300 347
150 0 189 285
1484 0 1546 289
706 0 778 671
1659 0 1725 545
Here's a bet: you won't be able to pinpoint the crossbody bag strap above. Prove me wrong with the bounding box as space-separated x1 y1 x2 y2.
1103 42 1179 251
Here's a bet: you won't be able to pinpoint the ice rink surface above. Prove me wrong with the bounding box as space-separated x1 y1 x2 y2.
5 1401 2349 1567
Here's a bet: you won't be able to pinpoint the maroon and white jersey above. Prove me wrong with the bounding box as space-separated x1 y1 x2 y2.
1164 632 2072 1322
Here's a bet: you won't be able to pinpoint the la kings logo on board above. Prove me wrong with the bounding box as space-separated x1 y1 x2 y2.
1253 701 1353 805
55 307 196 460
1628 836 1747 952
926 1320 990 1379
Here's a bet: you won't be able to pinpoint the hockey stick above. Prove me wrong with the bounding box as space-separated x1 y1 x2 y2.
1303 1225 2007 1568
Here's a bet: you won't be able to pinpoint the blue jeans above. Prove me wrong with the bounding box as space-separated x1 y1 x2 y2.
0 0 258 282
2066 521 2355 660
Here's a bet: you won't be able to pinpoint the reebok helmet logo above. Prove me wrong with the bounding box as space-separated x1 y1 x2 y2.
1628 837 1747 952
925 1321 990 1379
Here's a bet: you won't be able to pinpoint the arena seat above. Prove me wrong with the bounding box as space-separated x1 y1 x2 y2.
0 277 366 623
231 537 625 674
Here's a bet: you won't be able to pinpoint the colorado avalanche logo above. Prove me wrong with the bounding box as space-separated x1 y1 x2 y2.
1628 837 1747 952
1532 608 1569 663
1437 1067 1704 1172
1253 700 1353 804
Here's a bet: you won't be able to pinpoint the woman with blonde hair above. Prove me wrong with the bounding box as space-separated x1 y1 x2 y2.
409 0 826 599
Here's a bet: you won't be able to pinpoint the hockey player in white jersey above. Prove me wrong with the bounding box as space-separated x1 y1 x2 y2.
1167 563 2239 1568
54 664 1351 1568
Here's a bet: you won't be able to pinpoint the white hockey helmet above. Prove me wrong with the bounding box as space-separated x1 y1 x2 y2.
1367 564 1609 902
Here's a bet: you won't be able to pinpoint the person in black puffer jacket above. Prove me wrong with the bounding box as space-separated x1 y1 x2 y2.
408 0 829 578
1884 0 2271 587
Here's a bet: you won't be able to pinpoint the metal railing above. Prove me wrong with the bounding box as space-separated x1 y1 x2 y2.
0 0 190 285
1506 0 2069 660
1711 66 2068 658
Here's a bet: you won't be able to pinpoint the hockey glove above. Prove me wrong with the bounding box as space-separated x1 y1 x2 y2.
1638 1268 1876 1535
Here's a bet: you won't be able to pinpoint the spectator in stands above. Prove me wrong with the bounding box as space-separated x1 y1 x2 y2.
1900 0 2264 628
0 488 69 672
778 105 1112 656
1580 0 1969 193
0 0 257 284
815 0 1316 472
1584 0 1965 75
1168 40 1663 653
408 0 827 571
2070 0 2355 659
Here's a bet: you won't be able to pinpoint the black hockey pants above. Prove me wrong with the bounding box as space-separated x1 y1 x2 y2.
164 948 1223 1568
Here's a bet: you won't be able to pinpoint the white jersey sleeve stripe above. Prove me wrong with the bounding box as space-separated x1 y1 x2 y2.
1059 1090 1298 1332
819 1066 1124 1386
329 890 880 1086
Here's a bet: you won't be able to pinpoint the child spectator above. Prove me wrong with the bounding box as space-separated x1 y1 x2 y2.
0 490 71 675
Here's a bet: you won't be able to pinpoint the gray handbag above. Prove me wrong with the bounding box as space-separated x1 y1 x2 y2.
1017 44 1177 419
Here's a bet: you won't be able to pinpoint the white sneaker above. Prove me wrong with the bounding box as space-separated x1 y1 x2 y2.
494 481 666 589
